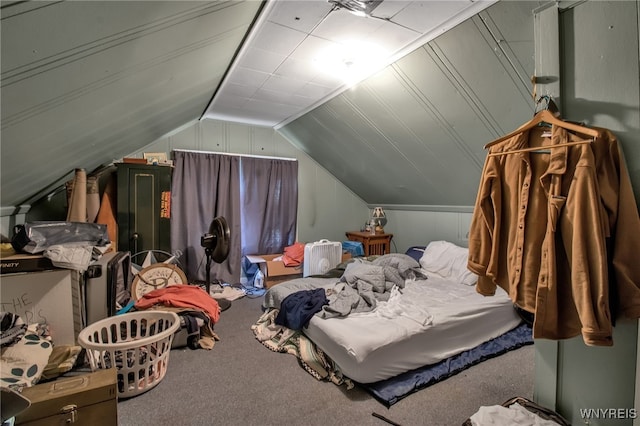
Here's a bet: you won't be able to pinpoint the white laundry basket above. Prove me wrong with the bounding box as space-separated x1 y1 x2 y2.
78 310 180 398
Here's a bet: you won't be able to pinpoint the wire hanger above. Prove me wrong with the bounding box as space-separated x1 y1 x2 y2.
484 95 599 150
487 139 595 156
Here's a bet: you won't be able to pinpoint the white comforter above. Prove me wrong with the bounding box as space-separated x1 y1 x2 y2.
304 276 521 383
259 254 522 383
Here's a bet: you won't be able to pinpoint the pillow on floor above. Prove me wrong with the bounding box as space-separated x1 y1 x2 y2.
1 323 53 390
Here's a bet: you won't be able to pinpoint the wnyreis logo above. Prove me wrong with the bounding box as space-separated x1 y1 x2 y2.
579 408 637 420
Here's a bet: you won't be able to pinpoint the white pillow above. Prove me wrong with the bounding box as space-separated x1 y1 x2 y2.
419 241 477 285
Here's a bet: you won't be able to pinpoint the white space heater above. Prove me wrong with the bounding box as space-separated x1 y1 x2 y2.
303 239 342 277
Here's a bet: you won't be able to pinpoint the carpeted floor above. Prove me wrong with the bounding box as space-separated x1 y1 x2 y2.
117 294 535 426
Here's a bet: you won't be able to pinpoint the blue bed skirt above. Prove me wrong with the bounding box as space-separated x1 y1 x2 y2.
359 322 533 407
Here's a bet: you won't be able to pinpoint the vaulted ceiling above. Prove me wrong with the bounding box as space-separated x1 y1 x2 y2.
0 0 542 212
202 0 496 127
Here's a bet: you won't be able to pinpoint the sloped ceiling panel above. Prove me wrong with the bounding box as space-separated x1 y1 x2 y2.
1 1 263 208
279 1 540 207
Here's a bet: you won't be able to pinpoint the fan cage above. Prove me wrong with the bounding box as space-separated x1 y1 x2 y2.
303 240 342 277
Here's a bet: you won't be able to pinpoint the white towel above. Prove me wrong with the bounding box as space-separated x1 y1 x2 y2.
470 403 562 426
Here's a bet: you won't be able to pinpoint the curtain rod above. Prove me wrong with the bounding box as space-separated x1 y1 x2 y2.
172 149 297 162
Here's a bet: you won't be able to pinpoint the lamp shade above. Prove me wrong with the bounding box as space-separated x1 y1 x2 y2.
372 207 387 228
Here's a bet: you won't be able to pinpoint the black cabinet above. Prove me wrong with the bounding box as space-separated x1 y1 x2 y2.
116 163 172 255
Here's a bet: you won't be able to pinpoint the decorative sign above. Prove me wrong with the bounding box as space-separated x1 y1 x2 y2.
160 191 171 218
131 263 188 300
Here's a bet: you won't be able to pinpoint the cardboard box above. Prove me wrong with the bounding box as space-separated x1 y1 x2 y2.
245 254 303 289
0 254 54 275
15 369 118 425
245 252 351 289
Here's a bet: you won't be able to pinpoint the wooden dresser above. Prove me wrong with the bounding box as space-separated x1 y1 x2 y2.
345 231 393 256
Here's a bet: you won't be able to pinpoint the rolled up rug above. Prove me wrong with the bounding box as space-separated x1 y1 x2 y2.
66 168 87 222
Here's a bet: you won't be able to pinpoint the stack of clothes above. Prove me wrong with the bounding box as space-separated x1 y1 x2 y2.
134 285 221 350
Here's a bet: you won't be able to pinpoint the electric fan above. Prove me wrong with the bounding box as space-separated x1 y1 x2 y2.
200 216 231 308
303 239 342 277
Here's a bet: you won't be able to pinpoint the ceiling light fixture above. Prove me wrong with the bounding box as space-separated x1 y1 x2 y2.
314 40 388 86
327 0 383 17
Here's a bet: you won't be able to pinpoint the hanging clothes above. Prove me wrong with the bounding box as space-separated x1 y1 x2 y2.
588 128 640 321
468 126 610 345
468 124 640 346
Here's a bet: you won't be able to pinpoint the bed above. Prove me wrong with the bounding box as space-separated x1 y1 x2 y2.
252 241 530 404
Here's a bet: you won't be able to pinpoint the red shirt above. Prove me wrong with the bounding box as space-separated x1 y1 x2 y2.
135 285 221 323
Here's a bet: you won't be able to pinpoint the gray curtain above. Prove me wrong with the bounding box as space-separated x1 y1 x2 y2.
240 156 298 256
170 151 298 285
170 151 241 285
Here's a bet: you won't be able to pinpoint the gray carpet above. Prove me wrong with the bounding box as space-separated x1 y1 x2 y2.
117 295 534 426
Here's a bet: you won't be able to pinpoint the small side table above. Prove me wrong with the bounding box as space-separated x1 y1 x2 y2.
345 231 393 256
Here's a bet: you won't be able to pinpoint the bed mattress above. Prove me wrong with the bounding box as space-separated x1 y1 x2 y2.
303 276 522 384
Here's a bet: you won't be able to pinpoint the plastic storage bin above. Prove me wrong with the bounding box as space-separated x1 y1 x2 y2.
78 310 180 398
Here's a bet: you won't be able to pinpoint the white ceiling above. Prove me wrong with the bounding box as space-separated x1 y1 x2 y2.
202 0 497 128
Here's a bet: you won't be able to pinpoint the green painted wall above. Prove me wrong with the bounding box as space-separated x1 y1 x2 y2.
535 2 640 425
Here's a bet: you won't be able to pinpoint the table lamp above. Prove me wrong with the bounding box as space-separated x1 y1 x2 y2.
372 207 387 234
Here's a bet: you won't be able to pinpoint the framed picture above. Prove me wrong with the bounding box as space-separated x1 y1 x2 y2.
143 152 167 164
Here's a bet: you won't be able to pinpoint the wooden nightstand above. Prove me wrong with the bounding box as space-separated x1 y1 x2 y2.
345 231 393 256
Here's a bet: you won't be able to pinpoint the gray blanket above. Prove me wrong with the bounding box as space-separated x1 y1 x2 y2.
262 253 427 319
320 255 427 319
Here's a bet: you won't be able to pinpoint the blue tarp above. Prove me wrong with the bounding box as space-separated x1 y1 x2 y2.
342 241 365 257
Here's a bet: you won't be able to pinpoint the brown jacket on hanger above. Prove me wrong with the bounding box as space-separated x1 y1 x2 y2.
468 125 640 346
590 128 640 321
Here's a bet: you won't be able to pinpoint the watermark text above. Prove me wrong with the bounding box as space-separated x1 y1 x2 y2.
579 408 637 420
